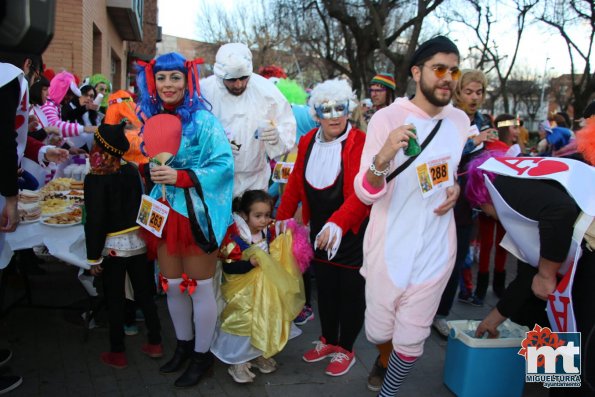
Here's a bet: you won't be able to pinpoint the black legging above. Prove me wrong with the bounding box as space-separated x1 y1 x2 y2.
312 260 365 352
102 254 161 352
303 267 313 307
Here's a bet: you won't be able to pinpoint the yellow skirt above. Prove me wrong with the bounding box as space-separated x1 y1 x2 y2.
220 230 305 358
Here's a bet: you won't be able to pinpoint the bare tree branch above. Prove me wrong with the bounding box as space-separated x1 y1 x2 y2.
535 0 594 116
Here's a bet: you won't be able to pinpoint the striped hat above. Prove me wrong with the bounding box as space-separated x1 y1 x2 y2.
370 73 396 91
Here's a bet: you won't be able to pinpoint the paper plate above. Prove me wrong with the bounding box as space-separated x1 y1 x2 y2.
20 218 40 225
40 219 82 227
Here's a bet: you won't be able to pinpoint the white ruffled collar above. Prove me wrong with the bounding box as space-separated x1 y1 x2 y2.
314 123 352 145
305 124 352 189
233 213 252 242
233 212 266 246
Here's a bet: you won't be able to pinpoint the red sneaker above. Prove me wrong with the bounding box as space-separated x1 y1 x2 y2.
100 352 128 369
302 337 336 362
325 347 355 376
141 343 164 358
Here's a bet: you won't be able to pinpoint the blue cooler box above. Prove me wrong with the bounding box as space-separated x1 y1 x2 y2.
443 320 528 397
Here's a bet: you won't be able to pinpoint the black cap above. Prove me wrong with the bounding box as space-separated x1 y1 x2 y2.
95 122 130 158
408 36 459 76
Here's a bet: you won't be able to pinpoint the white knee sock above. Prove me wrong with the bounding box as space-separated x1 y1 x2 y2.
190 277 217 353
165 277 194 341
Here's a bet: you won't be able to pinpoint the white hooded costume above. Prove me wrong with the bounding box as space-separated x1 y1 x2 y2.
201 43 296 197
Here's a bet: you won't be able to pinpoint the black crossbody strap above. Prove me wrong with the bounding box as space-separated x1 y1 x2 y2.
183 169 219 253
386 119 443 183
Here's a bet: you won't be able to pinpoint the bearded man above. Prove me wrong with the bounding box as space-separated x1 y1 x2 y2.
354 36 473 396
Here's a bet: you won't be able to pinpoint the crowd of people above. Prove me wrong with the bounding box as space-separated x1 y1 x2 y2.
1 32 594 397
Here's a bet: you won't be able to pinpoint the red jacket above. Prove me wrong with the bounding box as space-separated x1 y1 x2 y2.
276 126 370 234
24 136 44 162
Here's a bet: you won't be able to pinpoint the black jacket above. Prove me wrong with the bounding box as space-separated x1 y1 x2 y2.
84 163 144 260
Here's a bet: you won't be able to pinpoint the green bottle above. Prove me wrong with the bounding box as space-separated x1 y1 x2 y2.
405 128 421 156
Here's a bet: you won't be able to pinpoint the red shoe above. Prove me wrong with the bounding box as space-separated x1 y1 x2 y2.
100 352 128 369
141 343 164 358
302 337 336 362
325 346 355 376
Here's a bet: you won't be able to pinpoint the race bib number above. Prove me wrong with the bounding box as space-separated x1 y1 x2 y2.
272 161 294 183
416 154 452 198
429 162 449 185
136 194 170 237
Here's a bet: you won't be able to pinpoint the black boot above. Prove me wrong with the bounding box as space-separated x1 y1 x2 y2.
174 351 214 388
159 339 194 373
472 272 489 306
493 271 506 299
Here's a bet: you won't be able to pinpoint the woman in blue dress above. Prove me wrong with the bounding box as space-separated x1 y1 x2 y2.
136 52 234 388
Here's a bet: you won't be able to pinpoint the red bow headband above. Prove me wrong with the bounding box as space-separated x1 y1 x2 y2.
137 59 156 103
137 58 204 105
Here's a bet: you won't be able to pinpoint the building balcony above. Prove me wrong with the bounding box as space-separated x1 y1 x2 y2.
107 0 143 42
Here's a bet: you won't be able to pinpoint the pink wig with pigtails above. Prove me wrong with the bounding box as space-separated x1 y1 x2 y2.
464 151 506 207
48 71 81 104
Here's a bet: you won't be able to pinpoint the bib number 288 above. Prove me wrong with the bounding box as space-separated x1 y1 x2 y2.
430 163 449 184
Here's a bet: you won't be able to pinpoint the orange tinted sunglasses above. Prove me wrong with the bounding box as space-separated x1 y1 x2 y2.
425 65 462 81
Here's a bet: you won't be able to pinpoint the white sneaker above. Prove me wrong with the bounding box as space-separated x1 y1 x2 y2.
250 356 277 374
432 317 450 338
228 363 256 383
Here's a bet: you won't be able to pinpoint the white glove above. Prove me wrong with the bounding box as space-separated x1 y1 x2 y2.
259 126 279 145
275 219 287 235
314 222 342 260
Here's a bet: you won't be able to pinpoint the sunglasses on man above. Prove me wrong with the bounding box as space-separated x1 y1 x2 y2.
423 64 461 81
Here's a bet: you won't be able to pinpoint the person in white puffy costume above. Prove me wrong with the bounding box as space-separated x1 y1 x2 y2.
201 43 296 197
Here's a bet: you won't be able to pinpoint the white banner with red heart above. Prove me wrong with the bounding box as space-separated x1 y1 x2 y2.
479 157 595 216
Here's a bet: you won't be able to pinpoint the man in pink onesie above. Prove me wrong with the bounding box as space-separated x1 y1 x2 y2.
354 36 472 396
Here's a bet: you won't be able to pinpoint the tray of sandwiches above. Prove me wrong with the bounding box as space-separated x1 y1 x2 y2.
40 178 83 193
17 178 85 227
40 207 83 227
39 178 84 215
18 190 42 224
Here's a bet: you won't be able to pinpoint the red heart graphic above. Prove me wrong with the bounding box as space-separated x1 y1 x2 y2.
14 115 25 130
527 160 569 176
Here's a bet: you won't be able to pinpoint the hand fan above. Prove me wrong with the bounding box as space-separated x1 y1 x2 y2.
143 114 183 197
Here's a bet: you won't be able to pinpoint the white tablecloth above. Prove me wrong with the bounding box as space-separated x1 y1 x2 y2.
0 221 88 270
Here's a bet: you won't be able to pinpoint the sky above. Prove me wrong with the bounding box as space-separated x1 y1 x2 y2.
158 0 591 78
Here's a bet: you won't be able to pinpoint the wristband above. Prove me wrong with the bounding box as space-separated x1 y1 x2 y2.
369 155 391 177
